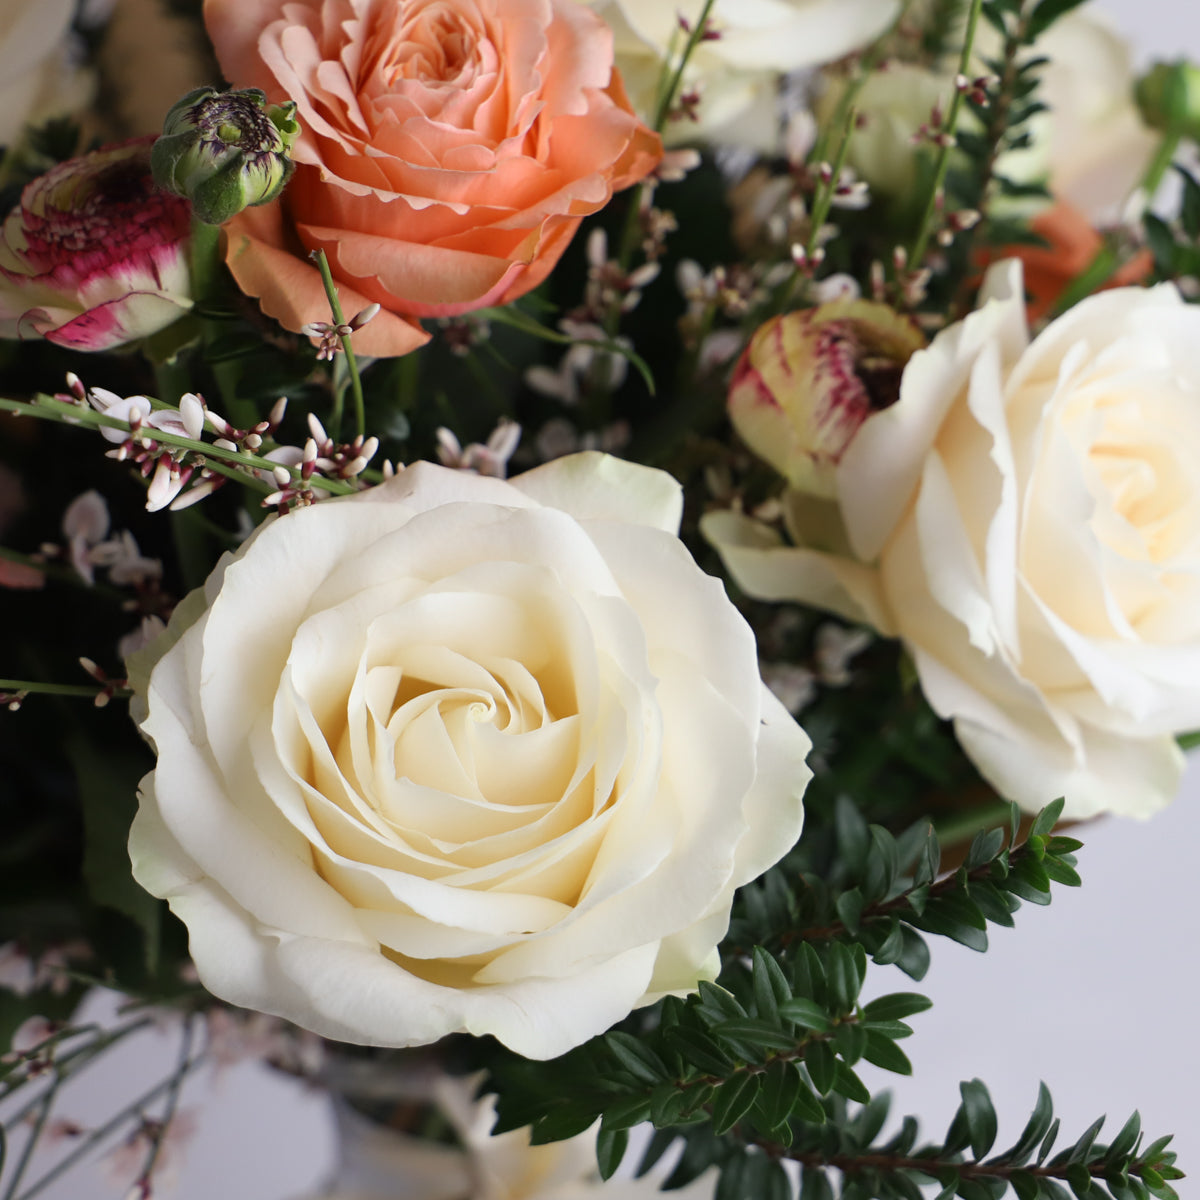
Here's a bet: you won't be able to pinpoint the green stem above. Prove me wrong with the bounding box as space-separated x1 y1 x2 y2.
804 105 859 264
651 0 719 133
0 395 355 496
2 1082 60 1200
16 1055 207 1200
809 0 915 168
132 1018 196 1190
932 799 1014 848
908 0 985 269
1141 128 1183 199
0 679 130 700
311 249 366 441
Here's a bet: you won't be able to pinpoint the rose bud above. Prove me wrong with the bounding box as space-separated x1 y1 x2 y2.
728 300 925 498
1135 60 1200 141
152 87 299 225
0 137 193 352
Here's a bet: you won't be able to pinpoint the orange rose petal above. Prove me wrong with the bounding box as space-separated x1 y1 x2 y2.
302 223 533 318
203 0 284 94
494 215 581 306
223 207 430 358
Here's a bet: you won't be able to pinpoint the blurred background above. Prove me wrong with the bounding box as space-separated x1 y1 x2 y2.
17 0 1200 1196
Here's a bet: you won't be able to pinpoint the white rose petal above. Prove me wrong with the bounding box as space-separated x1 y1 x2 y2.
705 262 1200 820
131 453 811 1058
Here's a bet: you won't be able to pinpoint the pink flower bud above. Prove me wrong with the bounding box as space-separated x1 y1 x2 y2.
728 301 925 498
0 138 193 352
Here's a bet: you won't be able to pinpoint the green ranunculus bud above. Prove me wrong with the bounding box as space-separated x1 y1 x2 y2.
152 87 300 225
1135 60 1200 140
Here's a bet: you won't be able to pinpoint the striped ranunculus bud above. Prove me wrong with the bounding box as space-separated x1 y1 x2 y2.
152 87 299 226
728 300 925 498
0 137 193 351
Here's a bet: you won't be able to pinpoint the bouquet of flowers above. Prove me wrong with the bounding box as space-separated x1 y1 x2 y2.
1 0 1196 1197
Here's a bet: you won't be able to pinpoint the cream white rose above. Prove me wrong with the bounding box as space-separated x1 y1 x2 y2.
0 0 92 148
129 452 810 1059
583 0 898 147
705 262 1200 820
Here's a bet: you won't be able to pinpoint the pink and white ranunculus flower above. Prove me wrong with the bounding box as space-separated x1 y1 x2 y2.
0 137 193 351
128 452 810 1059
706 261 1200 821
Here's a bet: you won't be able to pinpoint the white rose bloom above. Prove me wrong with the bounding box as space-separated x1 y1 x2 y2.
704 262 1200 821
0 0 92 148
583 0 898 147
129 453 810 1060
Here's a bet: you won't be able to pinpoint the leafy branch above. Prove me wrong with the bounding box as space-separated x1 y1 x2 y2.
760 1082 1183 1200
729 799 1080 980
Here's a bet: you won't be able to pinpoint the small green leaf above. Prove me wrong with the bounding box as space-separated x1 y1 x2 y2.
596 1128 627 1180
605 1032 670 1085
863 1030 913 1075
831 1061 871 1104
801 1166 835 1200
1010 1170 1040 1200
1039 1118 1063 1165
863 993 933 1022
598 1094 653 1131
996 1082 1055 1165
1027 0 1090 39
836 888 866 936
663 1027 735 1076
959 1079 998 1158
712 1072 763 1135
833 1022 867 1065
752 947 791 1022
895 927 931 981
757 1058 803 1129
824 941 862 1013
1030 798 1066 837
778 998 832 1032
697 981 747 1021
964 827 1006 870
836 794 870 870
532 1106 602 1143
806 1040 836 1095
712 1019 799 1055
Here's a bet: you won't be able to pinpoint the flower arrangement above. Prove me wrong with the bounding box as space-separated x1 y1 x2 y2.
0 1 1196 1198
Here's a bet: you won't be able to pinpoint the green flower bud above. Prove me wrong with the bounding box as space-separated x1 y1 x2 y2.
152 87 301 225
1135 61 1200 140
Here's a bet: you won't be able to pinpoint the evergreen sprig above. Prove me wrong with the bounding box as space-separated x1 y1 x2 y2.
752 1083 1183 1200
486 943 924 1161
729 799 1080 980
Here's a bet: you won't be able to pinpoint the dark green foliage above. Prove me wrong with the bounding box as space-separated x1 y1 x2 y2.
727 799 1080 982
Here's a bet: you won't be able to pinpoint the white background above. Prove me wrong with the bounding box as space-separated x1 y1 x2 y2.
18 1 1200 1197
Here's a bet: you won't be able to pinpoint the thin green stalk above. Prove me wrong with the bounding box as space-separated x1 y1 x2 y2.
15 1054 207 1200
1 1083 60 1200
0 395 355 496
1141 129 1183 199
650 0 719 133
0 680 130 701
804 105 859 264
810 0 915 168
908 0 985 269
310 249 366 441
132 1018 196 1191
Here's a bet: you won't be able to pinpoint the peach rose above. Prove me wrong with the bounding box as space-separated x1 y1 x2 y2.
203 0 662 358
